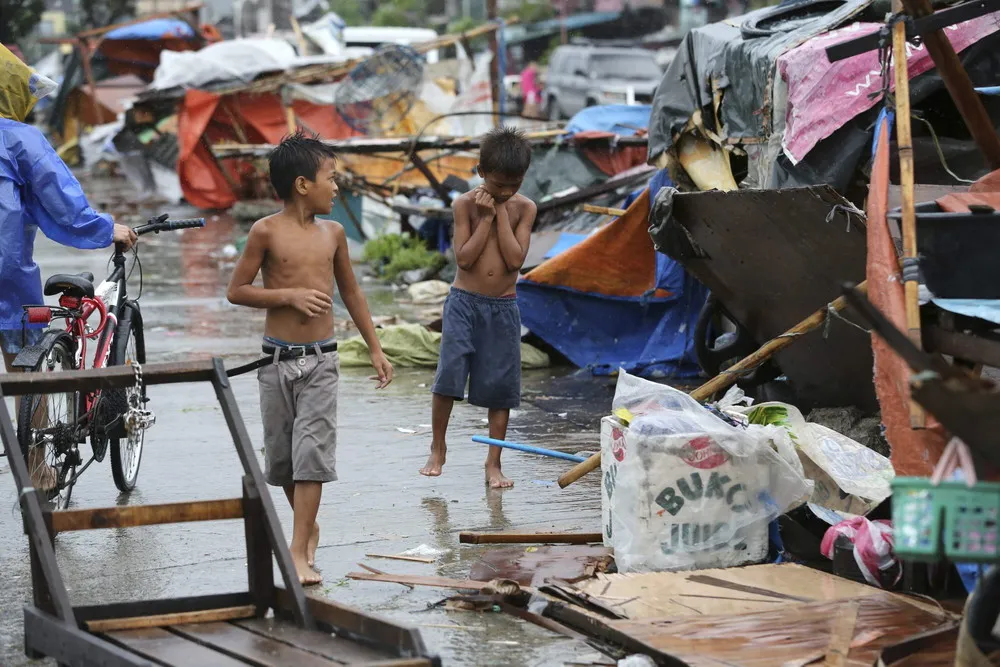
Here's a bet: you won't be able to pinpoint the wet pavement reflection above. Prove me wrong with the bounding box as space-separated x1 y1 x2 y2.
0 179 611 666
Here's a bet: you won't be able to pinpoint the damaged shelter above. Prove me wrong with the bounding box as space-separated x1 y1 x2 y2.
44 7 209 154
643 0 1000 414
350 0 998 664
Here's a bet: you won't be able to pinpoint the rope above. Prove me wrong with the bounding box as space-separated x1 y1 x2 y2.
911 112 977 184
826 203 867 232
823 303 871 339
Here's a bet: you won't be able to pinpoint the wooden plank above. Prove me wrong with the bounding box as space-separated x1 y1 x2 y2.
50 498 244 533
235 617 396 664
243 476 275 617
823 600 859 666
537 164 655 214
105 627 251 666
0 359 216 396
346 572 500 591
75 592 255 624
923 326 1000 369
365 554 435 564
23 605 157 667
0 396 75 624
211 360 314 630
170 621 341 667
274 587 431 659
86 605 256 633
459 531 603 545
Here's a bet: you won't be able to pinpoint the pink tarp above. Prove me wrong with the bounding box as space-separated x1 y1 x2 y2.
778 13 1000 165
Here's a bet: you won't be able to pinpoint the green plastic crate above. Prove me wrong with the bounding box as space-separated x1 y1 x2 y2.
892 477 1000 562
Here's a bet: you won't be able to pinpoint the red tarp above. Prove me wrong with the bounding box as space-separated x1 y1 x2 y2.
866 114 947 476
574 130 649 177
178 90 358 210
778 12 1000 164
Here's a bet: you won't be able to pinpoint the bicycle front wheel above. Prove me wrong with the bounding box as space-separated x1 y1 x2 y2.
109 308 146 493
17 337 80 510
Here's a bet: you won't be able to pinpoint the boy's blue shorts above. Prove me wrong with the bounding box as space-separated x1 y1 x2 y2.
431 287 521 410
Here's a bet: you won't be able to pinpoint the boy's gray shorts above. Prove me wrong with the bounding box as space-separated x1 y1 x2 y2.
258 351 339 486
431 287 521 410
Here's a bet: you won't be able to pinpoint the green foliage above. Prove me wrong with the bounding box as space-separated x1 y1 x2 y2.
362 233 445 281
329 0 365 25
371 0 426 27
0 0 44 45
504 0 554 24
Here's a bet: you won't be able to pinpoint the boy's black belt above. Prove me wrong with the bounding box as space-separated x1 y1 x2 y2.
225 341 338 377
261 341 338 359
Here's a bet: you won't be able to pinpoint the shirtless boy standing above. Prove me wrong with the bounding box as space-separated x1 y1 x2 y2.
227 132 393 585
420 126 536 488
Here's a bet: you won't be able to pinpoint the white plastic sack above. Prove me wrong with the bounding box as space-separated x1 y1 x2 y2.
601 372 812 573
741 402 894 515
152 39 298 90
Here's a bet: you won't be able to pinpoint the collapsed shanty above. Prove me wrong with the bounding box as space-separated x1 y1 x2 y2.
19 0 1000 662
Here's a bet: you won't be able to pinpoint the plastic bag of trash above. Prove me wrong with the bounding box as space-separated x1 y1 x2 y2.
601 371 812 572
742 402 894 515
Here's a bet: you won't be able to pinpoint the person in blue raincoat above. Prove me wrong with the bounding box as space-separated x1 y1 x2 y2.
1 44 136 487
0 45 136 369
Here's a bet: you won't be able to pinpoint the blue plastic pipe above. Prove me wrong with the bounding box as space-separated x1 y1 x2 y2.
472 436 587 463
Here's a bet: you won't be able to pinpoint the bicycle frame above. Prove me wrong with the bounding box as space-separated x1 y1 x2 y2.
26 248 130 416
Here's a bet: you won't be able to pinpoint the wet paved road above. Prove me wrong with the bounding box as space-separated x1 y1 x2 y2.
0 194 611 666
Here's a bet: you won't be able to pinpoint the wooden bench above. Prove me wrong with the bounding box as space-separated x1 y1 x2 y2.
0 359 439 666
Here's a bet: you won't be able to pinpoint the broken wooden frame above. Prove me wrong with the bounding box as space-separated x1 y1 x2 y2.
0 359 436 666
841 284 1000 470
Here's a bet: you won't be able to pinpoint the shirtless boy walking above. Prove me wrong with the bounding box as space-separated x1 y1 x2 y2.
228 132 393 584
420 127 536 488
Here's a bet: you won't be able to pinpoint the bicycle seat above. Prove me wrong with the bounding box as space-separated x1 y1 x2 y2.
44 272 95 299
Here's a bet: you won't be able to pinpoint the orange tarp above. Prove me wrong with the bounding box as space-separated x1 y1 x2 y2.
178 89 359 210
867 115 946 476
523 189 670 298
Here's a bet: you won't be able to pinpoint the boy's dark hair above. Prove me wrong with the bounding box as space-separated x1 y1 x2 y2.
268 130 339 200
479 126 531 177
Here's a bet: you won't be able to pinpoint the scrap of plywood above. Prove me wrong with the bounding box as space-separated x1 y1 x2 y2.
468 545 613 587
573 564 943 620
607 594 954 667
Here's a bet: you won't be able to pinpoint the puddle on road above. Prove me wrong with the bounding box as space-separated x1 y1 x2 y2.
0 177 620 666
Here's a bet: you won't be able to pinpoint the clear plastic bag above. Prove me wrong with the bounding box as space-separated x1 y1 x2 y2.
602 372 812 572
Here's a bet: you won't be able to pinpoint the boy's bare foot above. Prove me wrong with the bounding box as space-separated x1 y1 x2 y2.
307 523 320 568
293 554 323 586
486 464 513 489
420 447 446 477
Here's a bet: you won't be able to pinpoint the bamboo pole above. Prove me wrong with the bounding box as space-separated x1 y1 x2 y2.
892 19 926 429
557 281 869 489
580 204 627 217
78 39 104 129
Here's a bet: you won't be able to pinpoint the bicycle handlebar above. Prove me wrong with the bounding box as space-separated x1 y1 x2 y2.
133 215 206 237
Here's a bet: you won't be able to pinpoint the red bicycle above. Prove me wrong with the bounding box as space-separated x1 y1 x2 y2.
14 214 205 509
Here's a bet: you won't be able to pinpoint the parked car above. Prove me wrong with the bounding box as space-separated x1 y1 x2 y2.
544 45 662 120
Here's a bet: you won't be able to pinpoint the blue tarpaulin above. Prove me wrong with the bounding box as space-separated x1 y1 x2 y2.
565 104 652 136
518 169 709 378
543 232 588 259
105 18 196 41
976 86 1000 95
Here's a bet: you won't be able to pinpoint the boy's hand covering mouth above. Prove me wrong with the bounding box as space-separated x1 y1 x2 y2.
288 288 333 318
369 351 394 389
474 186 496 219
